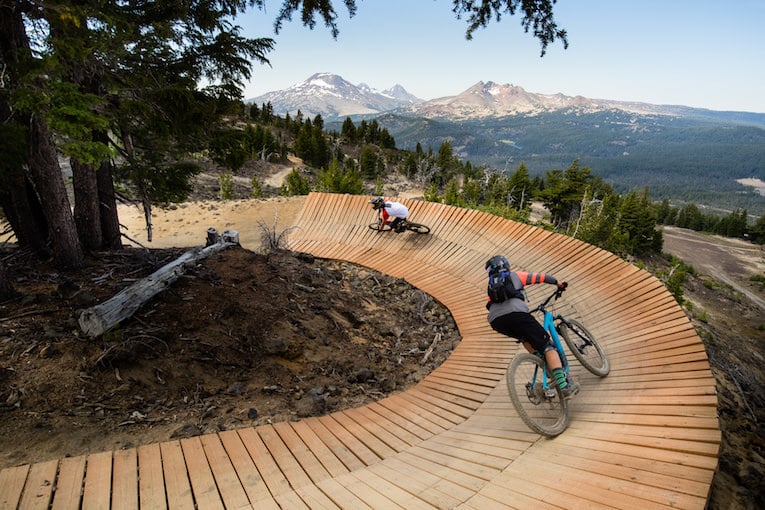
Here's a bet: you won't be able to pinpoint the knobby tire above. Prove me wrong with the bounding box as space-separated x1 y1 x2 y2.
405 222 430 234
368 222 392 232
506 352 569 437
558 319 610 377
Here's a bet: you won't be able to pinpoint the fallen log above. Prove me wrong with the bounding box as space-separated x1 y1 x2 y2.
79 229 239 338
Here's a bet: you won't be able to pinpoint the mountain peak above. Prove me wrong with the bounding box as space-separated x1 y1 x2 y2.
249 73 422 119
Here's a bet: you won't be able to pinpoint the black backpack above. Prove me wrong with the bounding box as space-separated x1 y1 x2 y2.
487 271 525 303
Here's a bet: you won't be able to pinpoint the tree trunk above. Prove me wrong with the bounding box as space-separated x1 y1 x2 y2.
0 1 50 257
0 173 51 257
72 158 103 251
96 150 122 250
0 260 19 303
28 116 84 269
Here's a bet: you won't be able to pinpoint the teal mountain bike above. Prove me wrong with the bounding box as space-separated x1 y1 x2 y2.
506 286 610 436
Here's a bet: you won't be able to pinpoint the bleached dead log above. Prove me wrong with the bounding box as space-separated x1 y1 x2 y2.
78 230 239 338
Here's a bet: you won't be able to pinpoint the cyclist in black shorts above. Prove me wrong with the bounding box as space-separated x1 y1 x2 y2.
484 255 578 397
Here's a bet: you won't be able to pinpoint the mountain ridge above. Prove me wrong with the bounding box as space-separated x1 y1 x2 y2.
249 73 765 216
248 73 765 123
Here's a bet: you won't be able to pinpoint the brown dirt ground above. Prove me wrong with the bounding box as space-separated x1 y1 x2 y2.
1 164 764 508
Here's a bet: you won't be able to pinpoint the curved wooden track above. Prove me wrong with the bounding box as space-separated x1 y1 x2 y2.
0 192 720 509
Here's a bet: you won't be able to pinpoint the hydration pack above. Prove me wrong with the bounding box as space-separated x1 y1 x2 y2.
487 271 525 303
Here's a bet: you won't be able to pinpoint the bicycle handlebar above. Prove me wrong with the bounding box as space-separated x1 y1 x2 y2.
532 283 567 313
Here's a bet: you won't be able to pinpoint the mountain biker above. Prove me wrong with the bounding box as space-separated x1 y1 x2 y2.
369 196 409 233
484 255 579 398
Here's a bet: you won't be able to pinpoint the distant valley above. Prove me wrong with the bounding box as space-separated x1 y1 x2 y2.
250 73 765 216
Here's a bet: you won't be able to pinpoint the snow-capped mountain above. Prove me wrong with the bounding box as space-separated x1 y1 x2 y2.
248 73 423 119
405 80 700 120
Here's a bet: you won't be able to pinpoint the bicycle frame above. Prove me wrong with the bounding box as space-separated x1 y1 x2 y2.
507 286 608 436
528 305 570 394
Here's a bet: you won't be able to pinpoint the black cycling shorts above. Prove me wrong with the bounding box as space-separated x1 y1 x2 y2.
490 312 552 353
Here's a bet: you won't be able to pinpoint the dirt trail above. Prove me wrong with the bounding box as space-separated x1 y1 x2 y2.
662 225 765 310
118 196 306 250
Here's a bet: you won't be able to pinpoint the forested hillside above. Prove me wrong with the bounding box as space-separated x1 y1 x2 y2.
361 110 765 216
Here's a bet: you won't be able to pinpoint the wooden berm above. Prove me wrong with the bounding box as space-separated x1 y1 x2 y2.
0 194 720 509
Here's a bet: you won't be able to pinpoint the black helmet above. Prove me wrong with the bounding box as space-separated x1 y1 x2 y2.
369 197 385 210
485 255 510 274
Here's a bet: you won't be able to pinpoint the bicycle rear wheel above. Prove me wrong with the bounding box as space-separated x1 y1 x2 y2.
405 222 430 234
558 318 610 377
506 353 569 437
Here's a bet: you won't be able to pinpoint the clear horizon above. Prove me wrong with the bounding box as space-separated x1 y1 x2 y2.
234 0 765 114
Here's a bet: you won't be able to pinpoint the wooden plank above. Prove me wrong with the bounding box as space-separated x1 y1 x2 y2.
329 411 398 459
272 421 332 483
180 436 224 510
81 451 112 510
368 458 467 509
236 427 293 495
258 425 314 489
19 459 58 510
218 429 275 505
159 441 195 510
315 477 374 509
137 443 167 510
199 433 251 510
0 464 30 509
313 415 382 466
302 416 371 470
289 420 351 478
293 483 342 509
111 449 138 510
351 469 436 510
51 456 85 510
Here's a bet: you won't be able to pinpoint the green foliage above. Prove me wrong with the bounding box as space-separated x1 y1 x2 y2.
243 123 280 161
373 178 384 195
443 178 462 207
750 214 765 244
423 183 440 202
210 130 249 173
657 256 693 304
383 110 765 217
474 203 531 223
749 273 765 288
251 176 263 198
316 158 364 194
218 172 235 200
359 145 383 179
280 168 311 196
294 117 331 168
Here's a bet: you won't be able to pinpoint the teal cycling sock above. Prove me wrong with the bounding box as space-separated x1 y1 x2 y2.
552 368 568 389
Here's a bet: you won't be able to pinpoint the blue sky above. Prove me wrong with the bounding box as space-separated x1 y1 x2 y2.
236 0 765 113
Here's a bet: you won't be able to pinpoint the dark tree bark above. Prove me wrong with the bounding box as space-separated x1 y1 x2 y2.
0 173 51 258
72 159 103 251
28 116 84 269
95 132 123 250
0 1 51 257
2 1 83 268
0 260 18 303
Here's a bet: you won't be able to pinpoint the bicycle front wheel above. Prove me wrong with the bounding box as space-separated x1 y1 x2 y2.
368 221 392 232
405 222 430 234
558 318 610 377
506 353 569 437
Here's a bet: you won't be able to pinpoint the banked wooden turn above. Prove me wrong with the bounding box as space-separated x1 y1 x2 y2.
0 192 720 509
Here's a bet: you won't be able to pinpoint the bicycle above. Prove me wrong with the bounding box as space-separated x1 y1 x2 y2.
368 214 431 234
505 286 609 436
